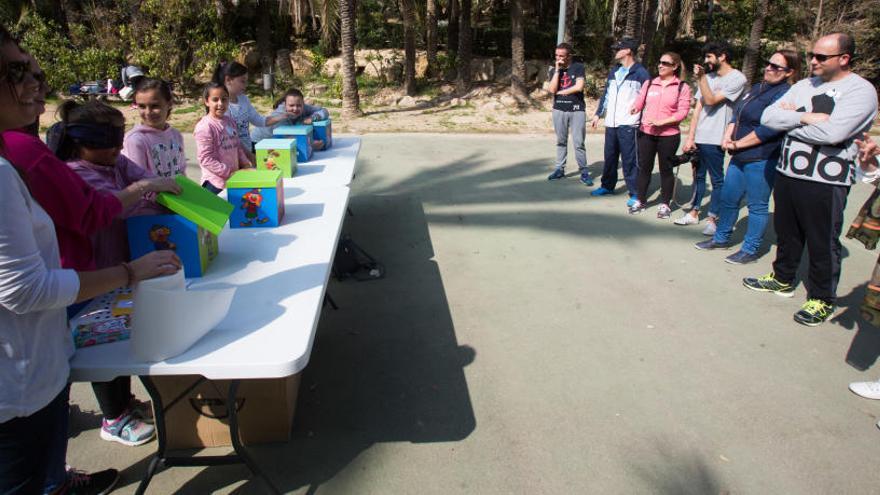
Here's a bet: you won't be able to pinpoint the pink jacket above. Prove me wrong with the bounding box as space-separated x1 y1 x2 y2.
631 76 692 136
122 124 187 178
193 114 249 189
67 156 165 269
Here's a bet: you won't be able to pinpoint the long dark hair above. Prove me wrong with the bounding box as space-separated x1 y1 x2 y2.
0 23 20 151
212 61 247 85
201 81 228 114
774 49 802 84
51 100 125 160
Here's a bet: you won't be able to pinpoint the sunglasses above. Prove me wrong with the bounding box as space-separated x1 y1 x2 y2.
658 60 676 67
807 52 844 62
765 61 790 72
2 60 46 85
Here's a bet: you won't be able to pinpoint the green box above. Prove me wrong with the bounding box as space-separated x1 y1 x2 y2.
255 139 297 178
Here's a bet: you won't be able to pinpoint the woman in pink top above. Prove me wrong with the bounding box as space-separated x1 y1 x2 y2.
194 82 252 194
628 52 692 218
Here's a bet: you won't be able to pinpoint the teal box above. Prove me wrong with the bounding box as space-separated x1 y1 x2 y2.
226 170 285 228
311 120 332 150
255 138 297 178
273 124 314 162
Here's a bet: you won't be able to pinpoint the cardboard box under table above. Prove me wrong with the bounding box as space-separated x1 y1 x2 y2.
127 175 233 277
311 119 332 150
255 138 297 177
273 124 313 162
150 373 301 449
227 169 285 228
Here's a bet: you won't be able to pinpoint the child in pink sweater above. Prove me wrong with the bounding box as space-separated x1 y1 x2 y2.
193 82 253 194
122 78 187 178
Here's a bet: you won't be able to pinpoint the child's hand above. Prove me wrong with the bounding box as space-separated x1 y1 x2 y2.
302 117 313 125
129 250 182 282
311 139 324 151
140 177 182 195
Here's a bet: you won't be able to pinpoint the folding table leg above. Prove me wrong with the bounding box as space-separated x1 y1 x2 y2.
227 380 282 495
136 376 167 495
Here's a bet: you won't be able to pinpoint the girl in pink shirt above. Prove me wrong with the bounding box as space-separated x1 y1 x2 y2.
193 82 253 193
628 52 693 218
122 78 187 178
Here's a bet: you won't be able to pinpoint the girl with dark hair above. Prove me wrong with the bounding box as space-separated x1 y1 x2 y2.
251 87 330 144
194 81 253 193
122 78 187 177
0 25 182 494
695 50 802 263
212 61 293 160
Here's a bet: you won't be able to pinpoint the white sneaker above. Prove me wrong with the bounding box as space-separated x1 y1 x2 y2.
674 213 699 226
850 380 880 400
656 204 671 219
702 221 717 236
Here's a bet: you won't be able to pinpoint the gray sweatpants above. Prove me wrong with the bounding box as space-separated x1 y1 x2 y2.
552 109 587 171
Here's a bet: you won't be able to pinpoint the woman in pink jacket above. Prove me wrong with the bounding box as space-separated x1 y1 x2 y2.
194 82 252 194
628 52 693 218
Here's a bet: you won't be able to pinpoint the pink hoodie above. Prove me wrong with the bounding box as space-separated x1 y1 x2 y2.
122 124 187 178
193 114 250 189
67 155 165 269
631 76 692 136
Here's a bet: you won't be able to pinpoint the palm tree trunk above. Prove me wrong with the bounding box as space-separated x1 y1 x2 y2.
448 0 460 56
624 0 641 39
741 0 769 84
426 0 438 76
456 0 472 92
339 0 362 117
401 0 417 95
510 0 527 101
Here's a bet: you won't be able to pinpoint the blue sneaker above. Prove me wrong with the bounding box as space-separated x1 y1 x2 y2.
547 168 565 181
590 187 614 196
626 195 638 207
579 170 593 186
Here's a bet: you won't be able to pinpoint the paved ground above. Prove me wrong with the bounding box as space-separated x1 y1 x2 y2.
67 133 880 494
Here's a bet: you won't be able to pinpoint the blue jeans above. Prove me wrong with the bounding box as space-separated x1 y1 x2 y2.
713 158 776 254
0 385 69 494
600 126 639 196
692 144 725 215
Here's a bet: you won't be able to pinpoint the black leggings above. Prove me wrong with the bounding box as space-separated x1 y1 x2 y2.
636 132 681 206
92 377 132 420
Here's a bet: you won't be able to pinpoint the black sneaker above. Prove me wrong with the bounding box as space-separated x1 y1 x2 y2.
547 168 565 180
725 250 759 265
742 272 795 298
64 468 120 495
694 239 730 250
793 299 835 327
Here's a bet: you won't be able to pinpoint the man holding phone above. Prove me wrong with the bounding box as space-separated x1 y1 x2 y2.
547 42 589 183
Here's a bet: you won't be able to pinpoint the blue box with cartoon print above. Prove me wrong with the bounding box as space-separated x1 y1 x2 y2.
311 120 332 150
226 170 285 229
272 124 313 162
127 214 219 278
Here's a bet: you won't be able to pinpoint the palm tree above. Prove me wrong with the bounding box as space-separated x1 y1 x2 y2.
741 0 770 84
510 0 527 101
624 0 642 39
456 0 472 92
401 0 417 95
339 0 362 117
448 0 460 58
426 0 438 76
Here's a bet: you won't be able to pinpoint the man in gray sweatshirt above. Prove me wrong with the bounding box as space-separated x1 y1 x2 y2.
743 33 879 326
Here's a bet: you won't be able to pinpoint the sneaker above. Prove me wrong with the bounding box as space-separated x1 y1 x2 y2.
590 187 614 196
725 250 759 265
673 213 699 226
793 299 835 327
742 272 795 297
701 221 717 236
656 204 671 219
579 170 594 186
628 201 646 214
626 195 638 207
694 239 730 250
547 168 565 180
63 468 119 495
100 410 156 446
849 380 880 400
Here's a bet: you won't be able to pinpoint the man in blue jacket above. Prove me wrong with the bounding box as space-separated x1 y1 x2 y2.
591 38 651 206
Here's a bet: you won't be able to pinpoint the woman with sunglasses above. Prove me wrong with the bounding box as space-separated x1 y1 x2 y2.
695 50 801 264
0 25 182 494
628 52 692 218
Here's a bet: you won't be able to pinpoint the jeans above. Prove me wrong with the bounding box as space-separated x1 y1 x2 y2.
692 144 725 215
551 109 587 171
0 386 69 495
600 125 639 196
713 158 776 254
